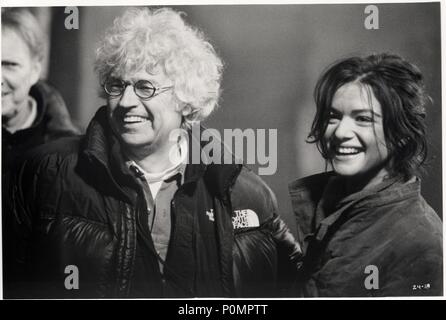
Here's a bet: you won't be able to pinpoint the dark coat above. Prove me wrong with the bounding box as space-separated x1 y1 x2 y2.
4 106 301 298
289 172 443 297
2 80 80 172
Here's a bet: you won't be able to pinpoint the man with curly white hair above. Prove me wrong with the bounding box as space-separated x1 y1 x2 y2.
5 7 301 298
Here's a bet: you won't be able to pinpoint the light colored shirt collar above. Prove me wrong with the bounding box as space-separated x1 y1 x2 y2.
126 136 188 183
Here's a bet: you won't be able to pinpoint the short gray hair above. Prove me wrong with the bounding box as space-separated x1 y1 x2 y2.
1 8 47 63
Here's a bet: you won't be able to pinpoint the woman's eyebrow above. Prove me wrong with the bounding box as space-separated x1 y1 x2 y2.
329 107 382 118
351 109 382 118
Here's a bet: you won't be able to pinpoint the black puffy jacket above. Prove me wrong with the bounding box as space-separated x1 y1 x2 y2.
2 80 80 174
4 107 301 298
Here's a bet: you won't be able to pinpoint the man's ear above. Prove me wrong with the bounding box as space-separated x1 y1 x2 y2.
29 60 42 86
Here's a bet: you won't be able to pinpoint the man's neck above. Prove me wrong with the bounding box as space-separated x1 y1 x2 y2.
124 139 181 174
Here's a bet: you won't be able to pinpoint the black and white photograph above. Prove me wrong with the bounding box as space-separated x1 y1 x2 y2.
0 0 443 302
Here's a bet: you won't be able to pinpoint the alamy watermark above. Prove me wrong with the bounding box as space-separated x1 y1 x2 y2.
364 5 379 30
64 265 79 290
364 265 379 290
169 123 277 176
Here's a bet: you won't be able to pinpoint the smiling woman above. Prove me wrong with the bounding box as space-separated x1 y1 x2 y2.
323 81 389 190
289 53 443 297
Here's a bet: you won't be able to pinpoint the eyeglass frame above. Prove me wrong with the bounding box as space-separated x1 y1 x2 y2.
103 78 173 100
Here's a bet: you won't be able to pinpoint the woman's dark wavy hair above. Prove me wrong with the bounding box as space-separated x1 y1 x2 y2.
308 53 430 179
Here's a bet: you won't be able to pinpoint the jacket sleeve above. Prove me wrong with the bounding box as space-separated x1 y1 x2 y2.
231 167 303 297
267 213 303 295
262 179 303 294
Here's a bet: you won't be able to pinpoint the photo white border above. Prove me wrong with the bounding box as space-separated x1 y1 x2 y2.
0 0 444 301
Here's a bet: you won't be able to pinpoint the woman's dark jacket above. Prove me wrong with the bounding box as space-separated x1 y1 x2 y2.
4 106 301 298
289 172 443 297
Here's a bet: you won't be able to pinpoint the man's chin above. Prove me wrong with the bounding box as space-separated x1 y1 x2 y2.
119 133 156 149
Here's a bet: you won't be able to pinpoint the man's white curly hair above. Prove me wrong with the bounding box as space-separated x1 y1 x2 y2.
95 7 223 128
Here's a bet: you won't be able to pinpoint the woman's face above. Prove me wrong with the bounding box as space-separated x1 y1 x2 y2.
1 28 41 120
323 81 390 185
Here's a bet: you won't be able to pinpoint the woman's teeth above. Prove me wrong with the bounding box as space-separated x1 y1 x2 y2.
336 147 362 155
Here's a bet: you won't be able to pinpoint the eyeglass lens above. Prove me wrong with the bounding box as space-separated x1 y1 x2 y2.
104 79 156 98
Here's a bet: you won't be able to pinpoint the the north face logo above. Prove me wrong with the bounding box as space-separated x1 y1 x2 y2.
232 209 260 229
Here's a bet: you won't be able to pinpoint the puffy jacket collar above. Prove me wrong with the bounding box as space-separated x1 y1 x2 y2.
80 106 136 203
30 81 80 137
2 81 80 141
81 106 112 170
184 125 243 201
80 106 242 201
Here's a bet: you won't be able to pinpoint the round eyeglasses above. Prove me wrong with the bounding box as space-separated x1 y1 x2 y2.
103 78 172 100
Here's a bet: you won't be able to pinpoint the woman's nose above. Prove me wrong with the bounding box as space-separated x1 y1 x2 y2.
334 118 355 140
118 85 139 108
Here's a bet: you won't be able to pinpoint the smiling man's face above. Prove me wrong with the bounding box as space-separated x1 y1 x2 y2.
106 67 182 156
